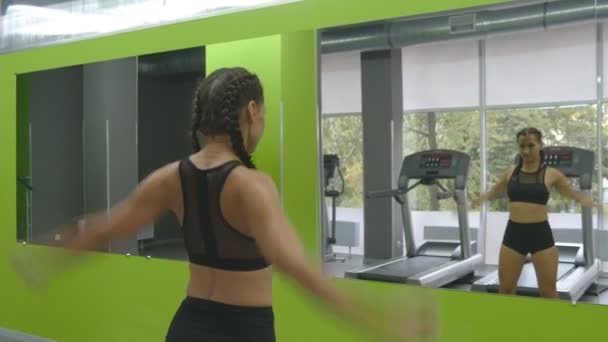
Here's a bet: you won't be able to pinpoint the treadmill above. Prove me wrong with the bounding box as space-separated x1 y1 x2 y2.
471 146 599 303
345 150 484 287
322 154 346 262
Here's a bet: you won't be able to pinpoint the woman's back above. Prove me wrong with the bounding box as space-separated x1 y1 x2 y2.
167 152 273 307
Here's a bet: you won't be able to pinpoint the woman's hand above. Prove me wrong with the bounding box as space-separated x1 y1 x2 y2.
338 285 439 342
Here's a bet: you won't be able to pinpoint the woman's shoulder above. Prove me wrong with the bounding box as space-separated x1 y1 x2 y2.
226 166 277 193
544 165 562 175
500 165 516 180
222 167 279 212
543 166 565 181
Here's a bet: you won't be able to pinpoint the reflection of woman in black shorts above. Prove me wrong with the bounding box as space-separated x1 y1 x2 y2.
477 128 593 299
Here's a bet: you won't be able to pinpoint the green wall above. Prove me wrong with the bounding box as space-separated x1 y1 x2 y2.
2 0 607 341
282 31 320 254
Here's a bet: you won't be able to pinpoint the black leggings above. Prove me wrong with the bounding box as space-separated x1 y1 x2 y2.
165 297 275 342
502 220 555 256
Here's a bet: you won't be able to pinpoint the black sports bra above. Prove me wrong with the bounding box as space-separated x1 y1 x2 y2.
178 158 270 271
507 164 550 205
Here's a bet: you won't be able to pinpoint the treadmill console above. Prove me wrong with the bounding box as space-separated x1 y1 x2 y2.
543 150 573 167
399 149 470 190
419 153 453 169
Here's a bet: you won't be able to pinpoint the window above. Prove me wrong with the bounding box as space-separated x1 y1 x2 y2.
321 51 362 115
486 23 596 106
402 40 480 110
322 115 363 208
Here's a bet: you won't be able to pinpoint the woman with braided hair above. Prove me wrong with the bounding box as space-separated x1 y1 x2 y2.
475 127 593 299
10 67 437 342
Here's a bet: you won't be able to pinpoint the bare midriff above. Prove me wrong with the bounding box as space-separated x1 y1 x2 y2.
508 202 548 223
186 263 273 307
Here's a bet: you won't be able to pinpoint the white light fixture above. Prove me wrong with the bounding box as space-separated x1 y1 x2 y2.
4 0 297 37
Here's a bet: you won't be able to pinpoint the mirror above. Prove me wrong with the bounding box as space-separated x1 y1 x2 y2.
16 32 283 263
318 0 608 305
16 47 205 261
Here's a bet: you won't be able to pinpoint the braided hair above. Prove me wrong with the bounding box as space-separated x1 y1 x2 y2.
190 67 264 169
516 127 544 169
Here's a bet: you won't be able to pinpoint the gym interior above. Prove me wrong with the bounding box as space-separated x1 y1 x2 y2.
1 0 608 341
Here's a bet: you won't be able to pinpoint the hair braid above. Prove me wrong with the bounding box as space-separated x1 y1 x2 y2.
220 76 258 169
191 94 203 152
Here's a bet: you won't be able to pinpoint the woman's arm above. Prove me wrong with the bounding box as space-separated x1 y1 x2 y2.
10 163 177 286
62 163 176 251
482 166 513 201
239 172 437 341
552 168 594 208
472 166 513 207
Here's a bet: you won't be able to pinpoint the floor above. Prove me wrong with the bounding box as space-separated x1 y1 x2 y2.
138 239 188 261
324 253 608 305
0 328 54 342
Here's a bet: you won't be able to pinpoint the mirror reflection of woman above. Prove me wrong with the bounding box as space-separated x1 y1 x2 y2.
476 127 593 299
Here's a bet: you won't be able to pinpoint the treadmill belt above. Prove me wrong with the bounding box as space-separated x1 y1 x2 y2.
516 262 574 289
487 262 574 294
358 256 450 283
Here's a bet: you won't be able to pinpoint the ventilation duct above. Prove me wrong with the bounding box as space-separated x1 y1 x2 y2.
321 0 608 53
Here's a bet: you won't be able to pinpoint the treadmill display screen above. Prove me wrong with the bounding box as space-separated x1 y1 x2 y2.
543 150 573 167
420 153 452 169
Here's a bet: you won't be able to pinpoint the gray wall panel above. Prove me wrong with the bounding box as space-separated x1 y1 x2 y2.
361 49 404 260
108 58 139 254
83 58 139 254
138 74 196 242
83 63 110 217
29 66 83 243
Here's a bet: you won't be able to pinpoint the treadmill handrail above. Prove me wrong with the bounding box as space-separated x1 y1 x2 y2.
436 190 454 200
366 178 426 204
366 188 405 199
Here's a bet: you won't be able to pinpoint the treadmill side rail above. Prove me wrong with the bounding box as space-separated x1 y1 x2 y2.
557 261 600 302
470 273 498 292
344 257 409 278
408 254 483 287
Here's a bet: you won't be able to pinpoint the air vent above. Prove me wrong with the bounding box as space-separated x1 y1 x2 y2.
449 13 477 34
